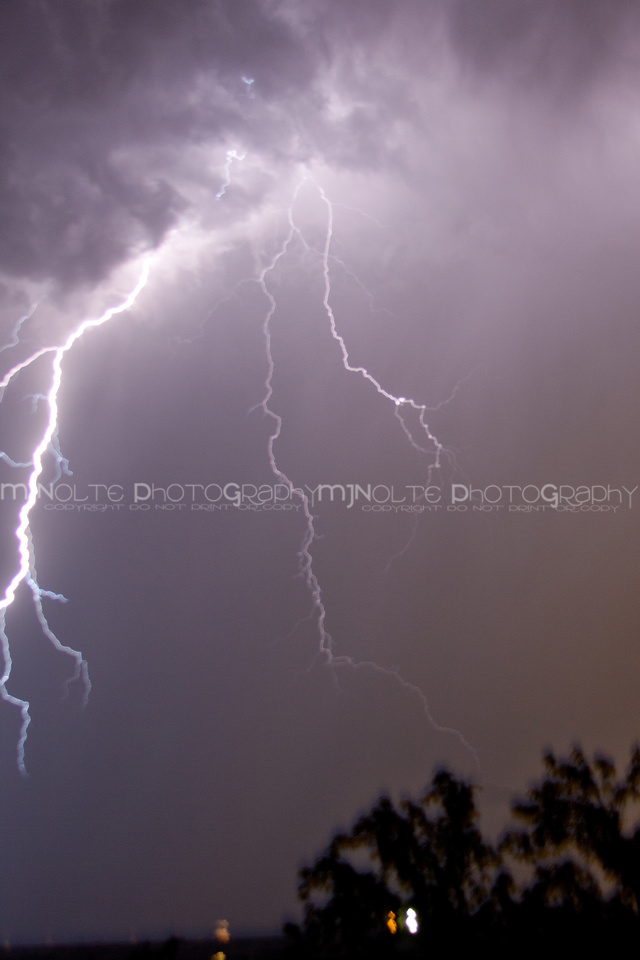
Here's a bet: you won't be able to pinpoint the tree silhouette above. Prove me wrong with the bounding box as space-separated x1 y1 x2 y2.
292 769 498 956
503 745 640 911
293 832 395 958
287 746 640 957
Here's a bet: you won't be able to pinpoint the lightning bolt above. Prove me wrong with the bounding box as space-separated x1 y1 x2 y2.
216 149 246 200
244 176 478 769
0 144 473 775
0 300 40 354
0 261 150 773
241 76 255 98
317 185 446 475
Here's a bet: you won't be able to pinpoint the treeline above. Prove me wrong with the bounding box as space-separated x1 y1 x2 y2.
284 746 640 958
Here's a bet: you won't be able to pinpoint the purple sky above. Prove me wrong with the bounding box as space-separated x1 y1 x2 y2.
1 0 640 944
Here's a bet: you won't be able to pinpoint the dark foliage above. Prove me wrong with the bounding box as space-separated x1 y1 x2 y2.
286 746 640 958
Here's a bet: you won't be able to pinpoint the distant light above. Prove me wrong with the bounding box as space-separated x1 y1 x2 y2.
406 908 418 934
386 910 397 934
215 919 230 943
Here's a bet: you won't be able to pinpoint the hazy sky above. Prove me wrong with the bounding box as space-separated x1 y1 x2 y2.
1 0 640 944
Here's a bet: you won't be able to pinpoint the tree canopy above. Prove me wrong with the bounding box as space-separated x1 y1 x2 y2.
285 745 640 958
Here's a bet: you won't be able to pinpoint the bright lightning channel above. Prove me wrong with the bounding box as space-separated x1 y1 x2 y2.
246 177 478 768
0 262 150 773
216 149 246 200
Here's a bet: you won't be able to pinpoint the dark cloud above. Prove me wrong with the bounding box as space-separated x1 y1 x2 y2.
445 0 640 94
6 0 637 288
0 0 318 285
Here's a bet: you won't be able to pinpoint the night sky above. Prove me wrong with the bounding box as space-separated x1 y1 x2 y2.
1 0 640 945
